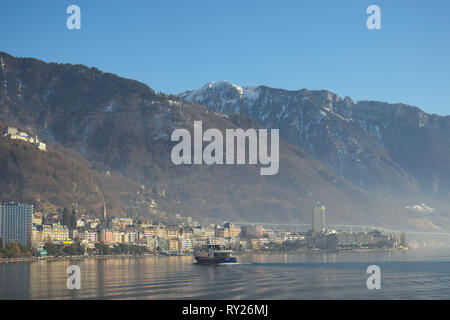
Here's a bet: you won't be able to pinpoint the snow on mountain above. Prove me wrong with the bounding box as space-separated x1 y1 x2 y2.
406 203 435 214
179 81 450 200
180 81 262 115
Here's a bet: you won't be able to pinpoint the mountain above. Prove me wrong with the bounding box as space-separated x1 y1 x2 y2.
0 52 445 230
0 120 140 217
179 81 450 202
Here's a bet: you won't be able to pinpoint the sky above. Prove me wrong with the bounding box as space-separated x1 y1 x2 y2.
1 0 450 115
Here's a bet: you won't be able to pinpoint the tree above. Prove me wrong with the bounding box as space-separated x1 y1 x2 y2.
70 209 77 229
18 243 31 257
63 245 77 256
75 242 85 255
3 242 22 258
95 243 111 255
62 207 71 226
44 242 58 256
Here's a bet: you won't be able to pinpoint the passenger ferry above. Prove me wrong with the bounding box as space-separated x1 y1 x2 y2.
194 244 237 264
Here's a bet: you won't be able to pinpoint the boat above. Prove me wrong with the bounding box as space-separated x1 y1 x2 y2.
194 244 237 264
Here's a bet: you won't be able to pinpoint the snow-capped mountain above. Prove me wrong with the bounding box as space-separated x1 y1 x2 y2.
179 81 450 199
2 52 418 228
2 50 450 230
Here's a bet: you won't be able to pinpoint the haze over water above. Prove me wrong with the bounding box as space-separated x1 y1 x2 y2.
1 249 450 299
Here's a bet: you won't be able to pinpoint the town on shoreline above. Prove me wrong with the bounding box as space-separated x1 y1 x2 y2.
0 202 407 262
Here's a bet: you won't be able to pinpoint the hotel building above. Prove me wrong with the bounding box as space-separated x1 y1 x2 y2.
0 203 33 247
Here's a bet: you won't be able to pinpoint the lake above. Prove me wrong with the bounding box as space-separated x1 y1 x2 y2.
1 248 450 299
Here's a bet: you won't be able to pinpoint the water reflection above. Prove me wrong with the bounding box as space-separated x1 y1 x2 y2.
0 263 31 299
0 249 449 299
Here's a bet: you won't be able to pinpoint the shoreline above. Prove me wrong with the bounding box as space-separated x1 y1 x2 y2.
0 247 407 265
0 253 162 265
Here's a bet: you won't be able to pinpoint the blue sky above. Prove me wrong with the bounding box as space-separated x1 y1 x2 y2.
1 0 450 115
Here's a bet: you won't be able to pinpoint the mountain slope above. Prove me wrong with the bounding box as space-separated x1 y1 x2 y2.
179 81 450 201
0 120 140 217
0 52 441 229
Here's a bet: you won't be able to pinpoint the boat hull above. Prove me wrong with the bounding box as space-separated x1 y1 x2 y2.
195 256 237 264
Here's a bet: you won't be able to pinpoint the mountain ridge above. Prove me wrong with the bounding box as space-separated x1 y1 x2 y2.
0 52 448 230
179 81 450 200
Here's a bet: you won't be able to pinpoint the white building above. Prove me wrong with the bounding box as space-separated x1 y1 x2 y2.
3 127 46 151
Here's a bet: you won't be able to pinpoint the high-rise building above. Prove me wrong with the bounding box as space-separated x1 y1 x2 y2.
312 202 326 233
400 232 406 247
0 203 33 247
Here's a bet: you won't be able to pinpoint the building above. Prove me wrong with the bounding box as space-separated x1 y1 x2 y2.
31 225 44 248
82 230 99 243
42 224 70 243
146 236 159 250
156 227 168 239
336 232 373 247
113 231 122 243
0 203 33 247
314 233 338 250
108 217 134 230
100 229 114 243
33 212 43 225
371 231 391 245
179 236 192 252
167 225 179 239
168 239 179 251
192 228 206 241
143 227 156 238
3 127 47 151
250 238 264 250
243 225 264 238
76 218 85 228
69 228 78 241
264 230 277 241
192 226 214 242
157 237 168 251
223 223 241 238
312 202 326 233
86 218 100 229
126 231 138 244
215 227 225 238
138 219 153 229
400 232 406 247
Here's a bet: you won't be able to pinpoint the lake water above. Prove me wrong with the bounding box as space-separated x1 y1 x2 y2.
1 248 450 299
